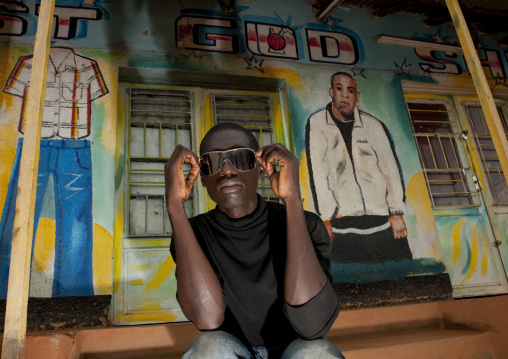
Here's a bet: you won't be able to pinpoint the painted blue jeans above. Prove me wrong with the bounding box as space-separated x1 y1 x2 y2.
0 138 94 298
182 331 345 359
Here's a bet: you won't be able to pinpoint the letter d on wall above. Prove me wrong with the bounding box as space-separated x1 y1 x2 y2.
306 29 358 65
176 16 238 53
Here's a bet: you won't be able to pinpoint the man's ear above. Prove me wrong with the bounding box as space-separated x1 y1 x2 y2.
329 88 332 98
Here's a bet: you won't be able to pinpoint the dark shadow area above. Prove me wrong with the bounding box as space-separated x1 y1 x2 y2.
0 295 111 331
80 347 185 359
334 273 453 309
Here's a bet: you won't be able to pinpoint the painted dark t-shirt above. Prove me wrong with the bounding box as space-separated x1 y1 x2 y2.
327 103 355 163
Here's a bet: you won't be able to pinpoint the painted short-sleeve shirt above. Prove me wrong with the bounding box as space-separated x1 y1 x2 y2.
3 47 108 139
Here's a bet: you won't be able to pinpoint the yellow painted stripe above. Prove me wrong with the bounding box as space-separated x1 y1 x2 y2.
146 256 175 291
93 223 113 295
451 219 466 264
481 229 489 275
133 263 153 272
115 310 178 323
465 224 479 281
129 279 143 286
32 217 56 272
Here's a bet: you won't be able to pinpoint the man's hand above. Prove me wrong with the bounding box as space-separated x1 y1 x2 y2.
389 215 407 239
256 144 300 203
164 145 200 214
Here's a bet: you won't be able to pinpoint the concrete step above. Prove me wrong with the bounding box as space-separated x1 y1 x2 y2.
76 301 497 359
78 326 495 359
335 327 495 359
78 322 198 359
7 297 505 359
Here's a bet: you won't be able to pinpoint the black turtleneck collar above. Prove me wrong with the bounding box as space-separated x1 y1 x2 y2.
210 195 267 231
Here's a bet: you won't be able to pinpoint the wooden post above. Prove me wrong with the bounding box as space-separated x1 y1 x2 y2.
1 0 54 358
445 0 508 186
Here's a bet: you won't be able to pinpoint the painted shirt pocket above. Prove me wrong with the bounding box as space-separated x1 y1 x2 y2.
62 82 83 101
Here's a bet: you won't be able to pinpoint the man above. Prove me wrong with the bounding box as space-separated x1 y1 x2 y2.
165 122 343 358
306 72 412 264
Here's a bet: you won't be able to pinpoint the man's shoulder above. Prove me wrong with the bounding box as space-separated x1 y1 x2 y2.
265 201 324 226
188 210 214 227
358 109 383 123
358 110 389 131
308 107 328 122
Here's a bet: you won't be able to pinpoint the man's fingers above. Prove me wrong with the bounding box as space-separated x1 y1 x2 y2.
165 145 200 201
256 145 289 171
185 171 199 191
166 145 199 172
258 156 276 178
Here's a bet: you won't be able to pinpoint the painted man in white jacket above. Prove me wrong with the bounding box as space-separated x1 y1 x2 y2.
305 72 413 264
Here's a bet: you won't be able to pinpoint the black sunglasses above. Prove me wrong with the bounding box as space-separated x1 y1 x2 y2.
199 148 257 176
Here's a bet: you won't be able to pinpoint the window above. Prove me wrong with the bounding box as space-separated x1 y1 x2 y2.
125 87 285 237
127 89 195 237
114 80 290 325
463 102 508 204
406 100 479 207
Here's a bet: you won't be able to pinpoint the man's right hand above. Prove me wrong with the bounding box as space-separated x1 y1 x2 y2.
164 145 200 213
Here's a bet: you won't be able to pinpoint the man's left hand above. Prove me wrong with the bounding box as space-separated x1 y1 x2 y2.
389 215 407 239
256 144 300 202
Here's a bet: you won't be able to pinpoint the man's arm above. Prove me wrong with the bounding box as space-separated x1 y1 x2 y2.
306 114 337 220
373 121 407 239
165 145 224 330
256 144 339 337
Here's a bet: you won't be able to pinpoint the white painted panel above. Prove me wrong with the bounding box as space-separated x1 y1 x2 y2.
146 127 161 158
124 247 185 321
162 128 176 157
146 196 165 235
130 126 145 157
129 197 146 235
179 128 191 148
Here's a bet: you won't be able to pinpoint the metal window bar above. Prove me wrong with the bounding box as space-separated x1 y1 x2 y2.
406 101 478 207
212 94 279 202
465 103 508 205
127 89 194 237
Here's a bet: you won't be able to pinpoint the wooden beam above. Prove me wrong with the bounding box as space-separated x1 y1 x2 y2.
315 0 346 22
445 0 508 190
1 0 55 358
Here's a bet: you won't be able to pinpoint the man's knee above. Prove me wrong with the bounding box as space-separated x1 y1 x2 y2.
182 331 251 359
281 337 344 359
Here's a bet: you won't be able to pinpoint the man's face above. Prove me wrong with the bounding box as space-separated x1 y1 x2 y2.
330 74 358 120
200 129 259 217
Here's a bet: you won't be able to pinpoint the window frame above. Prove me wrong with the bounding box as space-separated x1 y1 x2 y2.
113 77 293 325
404 96 481 208
120 82 292 238
457 99 508 207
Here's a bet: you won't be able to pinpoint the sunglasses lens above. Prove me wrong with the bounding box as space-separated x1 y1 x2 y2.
199 156 212 176
202 152 223 175
229 148 255 171
199 148 256 175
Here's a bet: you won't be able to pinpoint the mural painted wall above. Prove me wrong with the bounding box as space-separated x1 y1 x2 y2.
0 0 506 318
306 72 414 273
0 43 116 298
